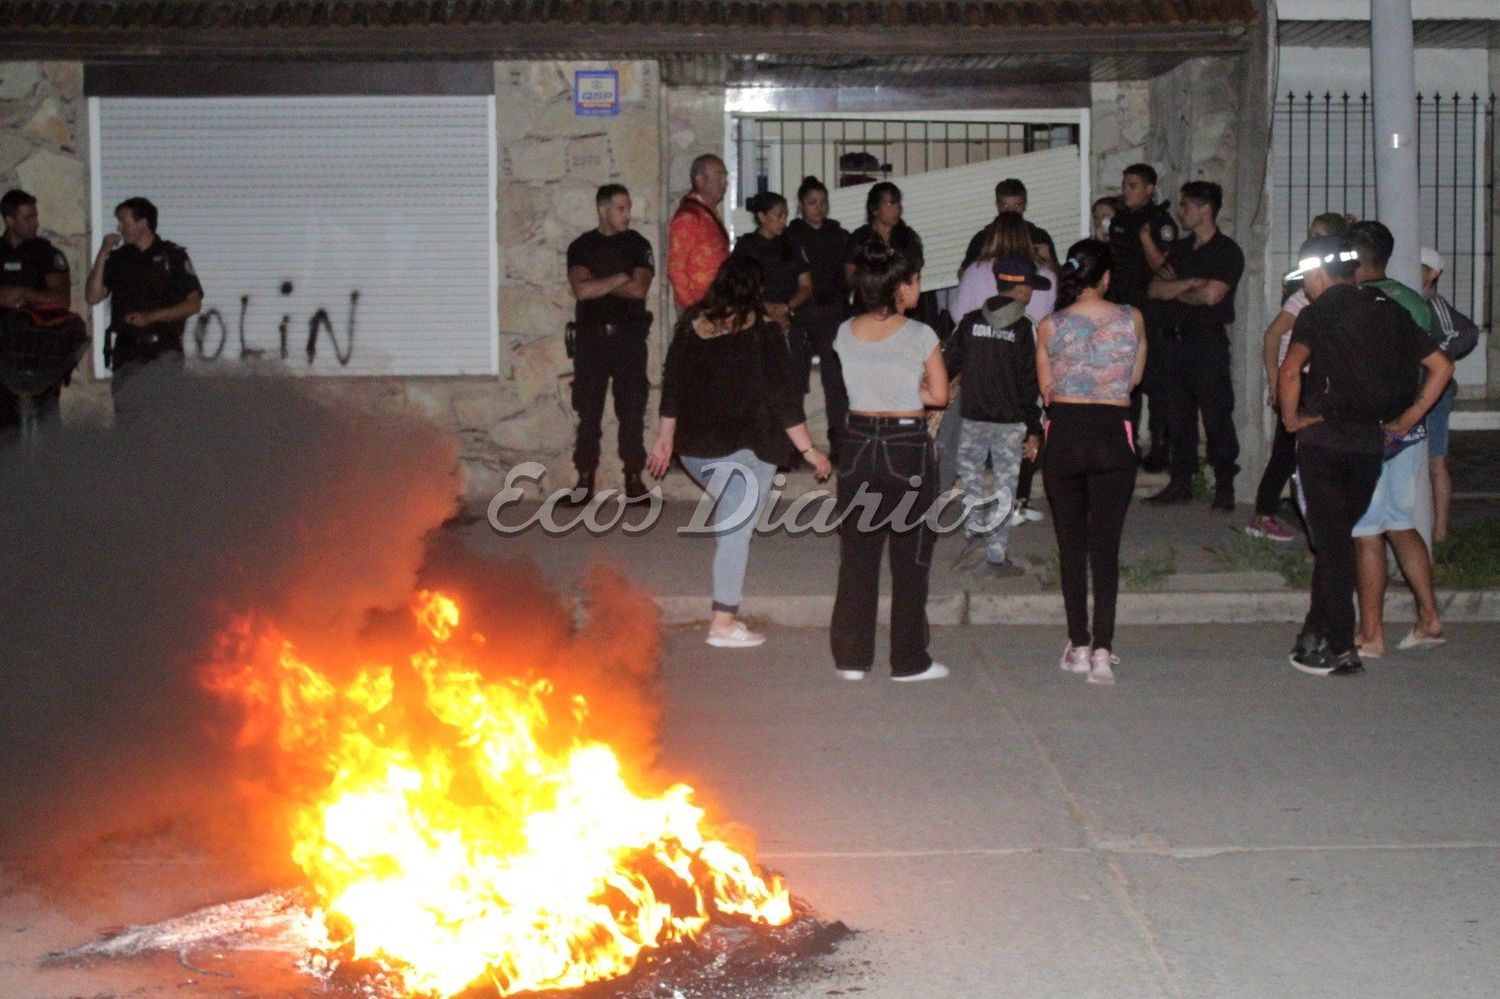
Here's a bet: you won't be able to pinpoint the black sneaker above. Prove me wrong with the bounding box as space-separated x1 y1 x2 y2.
624 471 650 502
1327 650 1366 677
1291 630 1325 659
1145 478 1193 506
1291 645 1365 677
1211 486 1235 511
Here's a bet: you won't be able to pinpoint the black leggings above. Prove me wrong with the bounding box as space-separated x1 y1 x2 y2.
1043 403 1138 651
1254 420 1299 516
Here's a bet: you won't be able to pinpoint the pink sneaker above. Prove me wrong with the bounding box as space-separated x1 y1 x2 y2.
1059 644 1090 674
1246 514 1294 542
1087 648 1118 685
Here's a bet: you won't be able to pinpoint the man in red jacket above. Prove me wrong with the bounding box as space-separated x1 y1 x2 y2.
667 154 729 310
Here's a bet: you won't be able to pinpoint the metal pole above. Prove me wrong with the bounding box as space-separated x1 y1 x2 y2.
1371 0 1421 288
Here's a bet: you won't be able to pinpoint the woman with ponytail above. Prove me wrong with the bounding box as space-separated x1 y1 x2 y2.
732 190 813 334
829 240 949 683
1035 240 1146 685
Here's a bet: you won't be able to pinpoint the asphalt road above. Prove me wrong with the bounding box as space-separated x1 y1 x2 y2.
4 622 1498 998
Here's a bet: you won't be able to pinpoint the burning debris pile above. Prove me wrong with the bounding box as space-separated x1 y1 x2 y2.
2 373 848 997
194 589 799 996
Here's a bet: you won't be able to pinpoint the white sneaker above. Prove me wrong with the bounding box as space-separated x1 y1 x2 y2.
1059 644 1091 674
1007 508 1027 528
706 621 765 648
1087 648 1119 685
892 662 950 683
1019 504 1045 523
836 669 866 681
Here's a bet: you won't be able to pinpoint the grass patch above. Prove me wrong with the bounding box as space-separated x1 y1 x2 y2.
1028 548 1177 591
1434 519 1500 590
1204 530 1313 588
1120 547 1177 590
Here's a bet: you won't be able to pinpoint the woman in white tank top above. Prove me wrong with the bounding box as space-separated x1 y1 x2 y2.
829 241 949 683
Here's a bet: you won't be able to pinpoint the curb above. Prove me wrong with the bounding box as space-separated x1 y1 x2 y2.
655 588 1500 627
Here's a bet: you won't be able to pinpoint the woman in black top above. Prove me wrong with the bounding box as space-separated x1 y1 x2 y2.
785 176 852 457
846 181 939 331
648 257 832 650
844 181 924 287
731 190 812 332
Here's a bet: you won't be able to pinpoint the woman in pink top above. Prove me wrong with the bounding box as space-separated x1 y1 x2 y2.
1035 239 1146 685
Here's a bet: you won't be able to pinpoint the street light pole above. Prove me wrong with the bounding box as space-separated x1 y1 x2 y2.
1370 0 1420 289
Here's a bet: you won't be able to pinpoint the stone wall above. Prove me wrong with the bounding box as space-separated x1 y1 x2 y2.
0 61 110 421
1089 80 1152 200
486 60 665 496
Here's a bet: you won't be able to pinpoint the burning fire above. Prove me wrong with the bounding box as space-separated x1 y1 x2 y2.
203 590 791 997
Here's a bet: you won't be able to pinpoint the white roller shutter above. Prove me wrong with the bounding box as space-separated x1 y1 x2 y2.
89 96 498 377
731 144 1082 291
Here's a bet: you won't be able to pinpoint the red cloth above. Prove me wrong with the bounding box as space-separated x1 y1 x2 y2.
667 193 729 310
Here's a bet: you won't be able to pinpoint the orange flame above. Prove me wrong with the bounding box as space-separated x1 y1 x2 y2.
203 590 791 997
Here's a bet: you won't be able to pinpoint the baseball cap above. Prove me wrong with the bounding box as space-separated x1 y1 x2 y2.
1420 246 1444 273
992 255 1052 290
1284 235 1359 282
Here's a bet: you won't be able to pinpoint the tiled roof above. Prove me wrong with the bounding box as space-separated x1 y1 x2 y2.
0 1 1258 33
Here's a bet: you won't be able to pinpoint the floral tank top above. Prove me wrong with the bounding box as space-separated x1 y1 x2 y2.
1047 305 1139 402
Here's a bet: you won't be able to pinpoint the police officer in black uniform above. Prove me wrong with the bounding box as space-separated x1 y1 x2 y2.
1107 163 1178 471
85 197 203 414
565 183 655 502
0 188 72 434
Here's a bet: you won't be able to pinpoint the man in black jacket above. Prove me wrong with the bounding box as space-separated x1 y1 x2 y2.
959 178 1056 276
1278 235 1451 677
945 256 1048 577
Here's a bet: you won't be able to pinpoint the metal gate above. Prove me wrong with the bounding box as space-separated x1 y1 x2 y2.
732 116 1080 211
1272 91 1495 334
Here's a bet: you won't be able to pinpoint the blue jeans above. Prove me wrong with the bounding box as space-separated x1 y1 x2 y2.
680 449 777 615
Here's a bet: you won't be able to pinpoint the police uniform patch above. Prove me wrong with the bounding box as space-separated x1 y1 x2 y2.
1158 223 1176 245
53 251 68 271
643 245 654 270
182 255 196 277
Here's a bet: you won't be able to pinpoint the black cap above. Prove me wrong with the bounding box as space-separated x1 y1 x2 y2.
992 255 1052 291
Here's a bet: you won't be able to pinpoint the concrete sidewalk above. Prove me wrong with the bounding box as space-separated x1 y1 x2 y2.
460 485 1500 627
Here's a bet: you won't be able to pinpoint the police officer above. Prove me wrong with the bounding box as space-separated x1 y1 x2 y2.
0 188 72 434
565 183 655 502
85 197 203 414
1107 163 1178 471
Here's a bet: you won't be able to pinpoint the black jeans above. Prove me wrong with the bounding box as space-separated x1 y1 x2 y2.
793 304 849 455
572 327 648 475
830 417 937 676
1296 442 1382 654
1254 420 1299 516
1043 403 1138 651
1164 326 1240 484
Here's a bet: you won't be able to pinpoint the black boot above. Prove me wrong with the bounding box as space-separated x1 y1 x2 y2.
1139 445 1170 473
624 471 650 502
1145 476 1193 506
562 469 595 506
1211 482 1236 511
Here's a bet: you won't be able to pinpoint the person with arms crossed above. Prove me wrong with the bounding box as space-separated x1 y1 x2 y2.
565 183 656 503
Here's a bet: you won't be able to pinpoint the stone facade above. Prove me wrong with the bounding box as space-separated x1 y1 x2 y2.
1089 80 1152 200
0 61 110 422
488 60 665 497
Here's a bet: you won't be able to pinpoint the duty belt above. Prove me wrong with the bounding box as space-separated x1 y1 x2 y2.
579 322 644 338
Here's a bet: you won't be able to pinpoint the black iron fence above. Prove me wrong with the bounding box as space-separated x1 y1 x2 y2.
1273 91 1495 332
733 116 1079 209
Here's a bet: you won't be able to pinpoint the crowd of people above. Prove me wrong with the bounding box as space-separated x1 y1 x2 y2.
3 143 1470 687
561 151 1469 685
